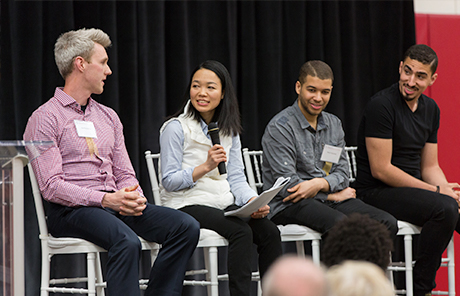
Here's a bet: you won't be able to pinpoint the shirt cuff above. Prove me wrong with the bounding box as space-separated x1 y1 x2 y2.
94 191 108 207
314 192 328 201
184 166 198 188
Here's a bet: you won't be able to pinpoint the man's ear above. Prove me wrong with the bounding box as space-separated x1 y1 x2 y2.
429 73 438 86
75 56 85 72
295 81 301 95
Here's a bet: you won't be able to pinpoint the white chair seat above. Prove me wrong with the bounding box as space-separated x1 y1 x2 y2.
278 224 322 238
198 229 228 248
47 235 106 253
397 221 422 235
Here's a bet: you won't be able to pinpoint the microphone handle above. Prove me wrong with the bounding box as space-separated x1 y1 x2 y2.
217 161 226 175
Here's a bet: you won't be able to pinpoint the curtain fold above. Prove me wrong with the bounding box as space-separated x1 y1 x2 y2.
1 1 415 295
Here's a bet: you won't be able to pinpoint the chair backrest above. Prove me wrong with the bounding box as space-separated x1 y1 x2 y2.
27 163 49 238
242 146 358 189
344 146 357 183
242 148 263 192
144 151 162 205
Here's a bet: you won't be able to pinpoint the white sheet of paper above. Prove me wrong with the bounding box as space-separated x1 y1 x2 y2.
320 144 342 164
224 177 290 218
74 120 97 138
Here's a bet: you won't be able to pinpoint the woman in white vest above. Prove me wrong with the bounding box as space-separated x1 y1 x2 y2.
159 60 282 296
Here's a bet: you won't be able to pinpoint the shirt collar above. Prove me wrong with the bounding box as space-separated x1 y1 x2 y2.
292 99 327 131
54 87 93 109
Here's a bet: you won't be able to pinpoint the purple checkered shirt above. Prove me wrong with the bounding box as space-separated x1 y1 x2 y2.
23 87 143 207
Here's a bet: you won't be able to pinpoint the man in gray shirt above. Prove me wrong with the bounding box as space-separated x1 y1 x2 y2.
261 60 397 238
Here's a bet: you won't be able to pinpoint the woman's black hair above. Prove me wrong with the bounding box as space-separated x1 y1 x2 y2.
169 60 242 137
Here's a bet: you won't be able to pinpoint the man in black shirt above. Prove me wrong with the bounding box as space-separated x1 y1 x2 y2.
355 44 460 296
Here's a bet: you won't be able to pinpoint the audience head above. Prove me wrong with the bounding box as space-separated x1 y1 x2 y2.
263 255 327 296
402 44 438 75
321 213 393 270
298 60 334 85
54 28 111 79
326 260 394 296
174 60 241 136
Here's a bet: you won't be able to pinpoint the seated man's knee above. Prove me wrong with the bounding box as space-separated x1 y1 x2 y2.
443 197 459 225
384 214 398 239
117 233 142 254
177 211 200 242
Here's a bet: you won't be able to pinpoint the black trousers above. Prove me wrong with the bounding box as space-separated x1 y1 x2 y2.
47 202 200 296
358 186 460 295
180 204 282 296
271 197 398 239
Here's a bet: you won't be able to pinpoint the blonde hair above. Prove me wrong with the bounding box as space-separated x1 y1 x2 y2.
326 261 394 296
54 28 111 79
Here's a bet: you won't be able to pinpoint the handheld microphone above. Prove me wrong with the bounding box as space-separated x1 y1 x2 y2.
208 122 227 175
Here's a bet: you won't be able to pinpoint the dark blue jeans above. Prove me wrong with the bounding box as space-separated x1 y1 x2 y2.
180 204 282 296
271 197 398 239
47 202 200 296
358 186 460 294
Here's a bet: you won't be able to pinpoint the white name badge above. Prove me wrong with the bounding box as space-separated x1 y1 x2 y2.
74 120 97 138
320 144 342 164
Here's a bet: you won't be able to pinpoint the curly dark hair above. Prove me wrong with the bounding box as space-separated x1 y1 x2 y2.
321 213 394 270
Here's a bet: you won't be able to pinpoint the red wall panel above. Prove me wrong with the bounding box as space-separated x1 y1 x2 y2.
416 13 460 293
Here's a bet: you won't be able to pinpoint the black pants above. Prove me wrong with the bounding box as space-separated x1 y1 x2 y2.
47 202 200 296
358 186 460 295
180 204 282 296
271 197 398 239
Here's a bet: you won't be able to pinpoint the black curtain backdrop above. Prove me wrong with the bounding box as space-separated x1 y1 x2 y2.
1 0 415 295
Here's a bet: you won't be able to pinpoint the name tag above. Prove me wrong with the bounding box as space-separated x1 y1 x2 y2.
320 144 342 164
74 120 97 138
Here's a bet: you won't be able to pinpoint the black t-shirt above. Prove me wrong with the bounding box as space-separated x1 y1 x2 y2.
354 83 440 191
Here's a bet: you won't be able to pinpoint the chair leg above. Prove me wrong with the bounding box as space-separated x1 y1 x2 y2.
404 234 414 296
446 238 455 296
87 252 97 296
295 241 306 257
257 280 263 296
41 251 51 296
204 246 219 296
95 252 105 296
311 239 320 266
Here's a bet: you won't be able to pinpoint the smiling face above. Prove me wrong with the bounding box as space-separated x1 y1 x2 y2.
296 75 333 126
189 68 224 124
398 57 437 102
82 42 112 95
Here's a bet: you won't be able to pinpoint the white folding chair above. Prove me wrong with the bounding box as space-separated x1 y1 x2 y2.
241 148 322 265
345 146 455 296
145 151 231 296
27 163 159 296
